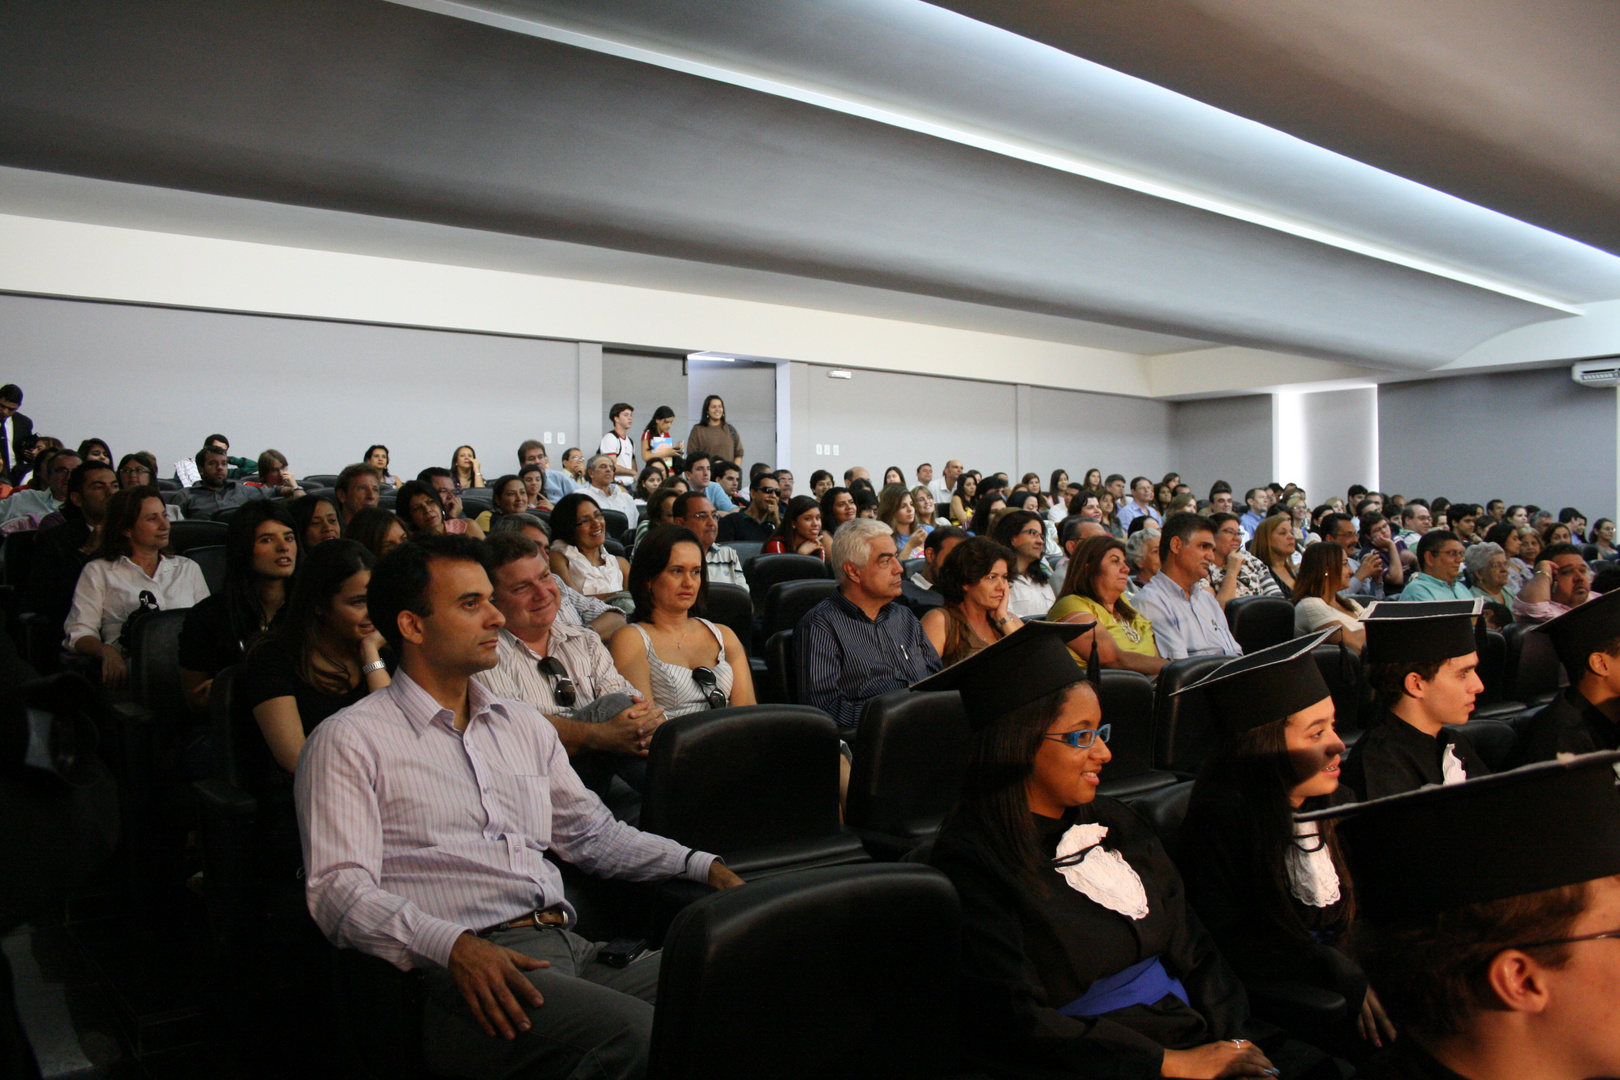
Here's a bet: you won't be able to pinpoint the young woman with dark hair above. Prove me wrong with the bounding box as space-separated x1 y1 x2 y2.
178 500 297 708
1050 535 1165 676
948 472 979 529
609 525 754 715
1251 512 1301 595
924 627 1331 1079
967 490 1006 538
344 507 410 561
237 539 389 779
449 444 483 491
548 491 631 607
474 474 528 532
876 482 929 559
364 444 402 488
686 394 743 467
1179 640 1393 1060
290 492 343 552
398 479 484 539
819 485 857 537
639 404 684 466
764 494 829 558
1291 542 1366 652
882 465 905 488
76 437 113 466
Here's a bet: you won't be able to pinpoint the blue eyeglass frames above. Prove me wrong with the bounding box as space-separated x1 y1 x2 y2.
1043 724 1111 750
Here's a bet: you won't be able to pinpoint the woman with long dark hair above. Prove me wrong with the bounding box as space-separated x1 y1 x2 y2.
364 444 402 488
819 485 857 537
289 491 343 552
1291 542 1366 652
920 536 1019 666
639 404 684 466
877 482 929 559
398 479 484 539
344 507 410 561
1179 635 1393 1059
923 625 1331 1079
237 539 390 778
450 444 483 491
949 473 979 529
990 508 1054 618
1251 512 1300 595
178 500 298 708
1050 535 1165 676
763 494 829 559
608 526 755 716
686 394 743 467
967 491 1006 538
548 492 632 607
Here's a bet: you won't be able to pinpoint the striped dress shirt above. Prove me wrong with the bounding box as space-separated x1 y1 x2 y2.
472 624 635 718
795 591 941 730
295 670 715 971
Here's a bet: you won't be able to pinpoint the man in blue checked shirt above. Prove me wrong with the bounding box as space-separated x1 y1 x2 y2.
796 517 943 732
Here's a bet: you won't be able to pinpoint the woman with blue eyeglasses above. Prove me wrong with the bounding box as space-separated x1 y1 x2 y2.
920 624 1335 1080
1179 633 1394 1064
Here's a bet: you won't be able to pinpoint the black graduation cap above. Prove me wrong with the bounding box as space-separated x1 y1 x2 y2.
1360 599 1483 666
911 620 1094 730
1536 589 1620 677
1300 752 1620 920
1170 630 1334 736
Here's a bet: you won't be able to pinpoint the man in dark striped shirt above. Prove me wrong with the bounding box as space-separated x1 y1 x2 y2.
796 517 942 731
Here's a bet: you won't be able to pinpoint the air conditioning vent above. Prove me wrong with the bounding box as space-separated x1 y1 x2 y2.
1572 358 1620 387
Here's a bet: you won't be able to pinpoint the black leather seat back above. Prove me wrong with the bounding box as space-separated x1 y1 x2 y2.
650 863 962 1080
168 519 228 554
642 704 844 856
1225 595 1296 655
1095 669 1174 797
127 608 191 718
187 544 228 595
700 583 753 656
743 553 831 609
1504 622 1562 703
599 508 630 542
764 630 796 704
1130 781 1195 854
1152 655 1231 775
1476 629 1509 705
719 540 764 566
2 529 38 591
301 474 340 489
847 690 970 842
1459 718 1518 772
1310 642 1366 737
761 578 839 640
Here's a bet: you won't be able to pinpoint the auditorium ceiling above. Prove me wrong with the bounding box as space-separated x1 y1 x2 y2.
1 0 1617 379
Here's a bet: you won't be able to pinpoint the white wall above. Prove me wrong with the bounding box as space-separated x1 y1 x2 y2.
1170 395 1274 497
1293 387 1380 505
1379 368 1617 518
1 293 583 479
601 350 688 466
1025 386 1177 488
687 360 777 471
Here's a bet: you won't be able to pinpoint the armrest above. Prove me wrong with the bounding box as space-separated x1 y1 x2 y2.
192 778 258 818
1244 978 1350 1031
110 699 157 725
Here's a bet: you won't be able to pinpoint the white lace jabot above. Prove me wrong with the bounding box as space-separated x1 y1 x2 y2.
1286 820 1341 908
1440 740 1469 785
1054 823 1150 920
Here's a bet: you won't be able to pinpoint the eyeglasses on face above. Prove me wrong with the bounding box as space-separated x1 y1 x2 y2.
537 656 577 708
691 666 727 710
1042 724 1111 750
1505 927 1620 952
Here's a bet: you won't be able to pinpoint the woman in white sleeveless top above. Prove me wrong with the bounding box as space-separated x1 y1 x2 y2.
609 525 755 717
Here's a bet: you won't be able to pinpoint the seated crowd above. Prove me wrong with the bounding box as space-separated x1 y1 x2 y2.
11 378 1620 1080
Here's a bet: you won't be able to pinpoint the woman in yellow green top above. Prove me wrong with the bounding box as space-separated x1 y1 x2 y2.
1050 535 1167 677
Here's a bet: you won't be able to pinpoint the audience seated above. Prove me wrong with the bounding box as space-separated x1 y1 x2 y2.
519 464 553 513
363 443 402 488
987 508 1054 618
332 463 382 529
762 494 829 560
1398 530 1475 602
472 531 660 795
1 446 77 526
1122 524 1160 594
344 506 409 561
180 444 299 518
488 513 627 642
25 460 115 651
1464 541 1516 613
1355 511 1408 594
115 451 157 492
474 474 530 533
966 490 1007 538
796 518 941 730
398 478 486 540
178 501 298 709
947 472 978 528
669 491 746 588
1239 485 1272 536
584 453 639 531
237 538 390 778
920 536 1021 666
173 432 251 487
549 492 632 610
450 443 484 490
819 485 857 537
1291 542 1366 652
637 483 681 544
247 448 297 494
289 491 343 553
1050 534 1166 676
1512 590 1620 763
609 526 756 718
898 524 966 614
1116 475 1162 532
717 470 779 543
1207 510 1283 606
1341 601 1488 800
1512 542 1593 624
1250 512 1300 595
1135 512 1241 659
64 485 210 687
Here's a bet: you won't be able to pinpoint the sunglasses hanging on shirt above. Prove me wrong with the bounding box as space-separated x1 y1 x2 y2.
690 666 727 710
536 656 577 708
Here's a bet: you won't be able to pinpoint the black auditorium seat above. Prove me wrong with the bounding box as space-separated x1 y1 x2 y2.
187 544 228 594
1095 669 1179 801
1224 595 1296 655
1502 621 1563 708
743 553 831 609
1151 654 1231 777
760 578 838 641
847 689 972 859
649 863 965 1080
168 518 228 554
700 583 753 656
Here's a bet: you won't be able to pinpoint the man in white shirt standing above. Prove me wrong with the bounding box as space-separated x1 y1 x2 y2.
296 535 741 1080
598 402 637 482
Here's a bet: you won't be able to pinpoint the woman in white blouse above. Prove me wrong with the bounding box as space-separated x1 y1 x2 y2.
1291 541 1365 654
64 486 209 687
609 526 755 716
548 492 632 609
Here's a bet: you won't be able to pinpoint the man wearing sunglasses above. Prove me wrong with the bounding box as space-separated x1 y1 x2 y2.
717 470 781 543
473 533 664 795
298 535 740 1080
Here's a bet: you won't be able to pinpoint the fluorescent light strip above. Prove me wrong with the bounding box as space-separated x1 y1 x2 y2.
388 0 1581 314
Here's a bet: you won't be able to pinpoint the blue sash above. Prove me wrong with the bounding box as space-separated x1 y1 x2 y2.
1059 956 1188 1017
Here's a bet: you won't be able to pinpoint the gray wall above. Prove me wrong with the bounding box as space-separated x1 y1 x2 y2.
1170 395 1274 497
1025 386 1176 489
688 360 776 471
1379 368 1616 518
602 350 687 467
1 293 582 480
1298 387 1379 505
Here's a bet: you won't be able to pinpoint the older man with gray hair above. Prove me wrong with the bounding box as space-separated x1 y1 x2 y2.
795 517 942 732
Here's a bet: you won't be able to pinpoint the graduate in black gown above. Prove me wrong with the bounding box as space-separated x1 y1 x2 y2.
1509 589 1620 765
919 623 1337 1080
1340 601 1488 800
1304 753 1620 1080
1178 633 1394 1060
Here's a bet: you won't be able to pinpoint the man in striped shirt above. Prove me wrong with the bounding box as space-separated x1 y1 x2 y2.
296 535 741 1080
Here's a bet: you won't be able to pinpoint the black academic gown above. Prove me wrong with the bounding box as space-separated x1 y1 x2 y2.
1340 714 1488 801
1179 781 1368 1013
1507 686 1620 767
930 797 1331 1080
